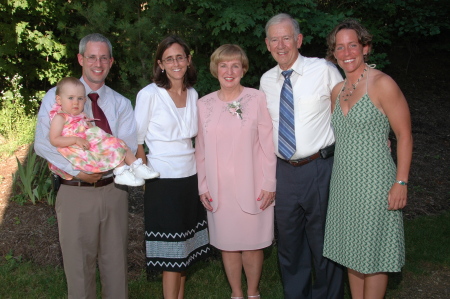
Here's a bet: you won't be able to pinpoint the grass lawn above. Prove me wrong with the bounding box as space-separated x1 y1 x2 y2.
1 211 449 298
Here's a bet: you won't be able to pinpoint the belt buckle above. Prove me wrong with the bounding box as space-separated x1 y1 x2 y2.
289 153 317 166
290 160 300 166
93 179 101 188
296 158 308 166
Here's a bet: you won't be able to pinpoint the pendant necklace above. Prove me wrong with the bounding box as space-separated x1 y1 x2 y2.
341 67 368 101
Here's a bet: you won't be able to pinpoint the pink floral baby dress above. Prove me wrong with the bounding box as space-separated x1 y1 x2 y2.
48 104 126 179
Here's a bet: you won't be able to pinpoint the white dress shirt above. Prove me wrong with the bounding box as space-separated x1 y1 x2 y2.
34 77 137 177
135 83 198 179
260 55 343 159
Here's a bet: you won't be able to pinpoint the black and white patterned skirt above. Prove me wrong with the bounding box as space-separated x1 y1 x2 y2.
144 174 210 272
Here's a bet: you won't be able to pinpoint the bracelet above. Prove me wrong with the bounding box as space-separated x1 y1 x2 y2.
396 180 408 186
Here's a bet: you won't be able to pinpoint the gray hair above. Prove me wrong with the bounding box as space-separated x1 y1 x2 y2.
265 13 301 39
79 33 113 57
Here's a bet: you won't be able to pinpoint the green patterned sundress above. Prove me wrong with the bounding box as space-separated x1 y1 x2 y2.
323 75 405 274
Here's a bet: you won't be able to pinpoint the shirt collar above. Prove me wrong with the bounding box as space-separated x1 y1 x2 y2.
276 54 304 80
80 77 106 99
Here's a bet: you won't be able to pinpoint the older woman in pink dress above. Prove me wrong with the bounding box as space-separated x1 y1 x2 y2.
195 44 276 299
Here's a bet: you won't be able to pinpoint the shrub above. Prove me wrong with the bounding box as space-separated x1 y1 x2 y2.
12 145 55 206
0 75 39 156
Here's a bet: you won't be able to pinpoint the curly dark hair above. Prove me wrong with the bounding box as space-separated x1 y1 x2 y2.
153 36 197 90
326 19 373 64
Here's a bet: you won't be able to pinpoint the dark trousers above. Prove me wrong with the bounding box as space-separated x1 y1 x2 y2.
275 157 344 299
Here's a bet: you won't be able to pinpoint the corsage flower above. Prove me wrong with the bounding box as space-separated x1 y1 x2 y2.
227 98 243 119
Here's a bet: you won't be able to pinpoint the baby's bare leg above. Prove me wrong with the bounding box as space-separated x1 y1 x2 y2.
123 146 137 166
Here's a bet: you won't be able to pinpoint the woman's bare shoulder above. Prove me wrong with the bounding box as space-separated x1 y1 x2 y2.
371 69 398 89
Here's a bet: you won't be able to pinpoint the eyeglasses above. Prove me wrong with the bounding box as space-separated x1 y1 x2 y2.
161 56 187 64
84 56 111 64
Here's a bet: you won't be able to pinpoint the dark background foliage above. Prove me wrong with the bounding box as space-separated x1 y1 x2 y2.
1 0 449 103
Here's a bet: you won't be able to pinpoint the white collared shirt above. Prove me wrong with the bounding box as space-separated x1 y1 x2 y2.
260 55 343 159
34 77 138 176
135 83 198 178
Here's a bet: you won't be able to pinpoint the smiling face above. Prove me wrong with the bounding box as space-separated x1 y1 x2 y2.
217 59 244 90
265 20 303 70
158 43 191 84
333 29 369 74
77 41 113 91
56 83 86 116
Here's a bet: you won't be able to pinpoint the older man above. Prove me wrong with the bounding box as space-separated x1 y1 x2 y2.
34 33 136 298
260 14 344 298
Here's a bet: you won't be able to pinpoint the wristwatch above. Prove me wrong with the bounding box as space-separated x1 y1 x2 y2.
395 180 408 186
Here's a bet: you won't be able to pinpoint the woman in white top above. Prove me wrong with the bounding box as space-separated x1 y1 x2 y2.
135 36 210 299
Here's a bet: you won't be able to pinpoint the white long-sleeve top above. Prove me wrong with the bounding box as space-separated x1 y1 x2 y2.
135 83 198 178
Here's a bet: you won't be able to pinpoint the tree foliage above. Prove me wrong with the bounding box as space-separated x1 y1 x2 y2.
1 0 448 102
0 0 71 98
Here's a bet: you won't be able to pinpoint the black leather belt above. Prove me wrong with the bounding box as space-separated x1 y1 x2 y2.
60 176 114 187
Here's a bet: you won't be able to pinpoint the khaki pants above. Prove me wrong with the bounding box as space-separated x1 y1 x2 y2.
56 183 129 299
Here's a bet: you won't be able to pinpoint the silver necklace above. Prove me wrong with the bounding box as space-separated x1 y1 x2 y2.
341 67 368 101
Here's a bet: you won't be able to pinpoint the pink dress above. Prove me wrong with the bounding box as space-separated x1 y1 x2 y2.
49 104 127 179
196 88 277 250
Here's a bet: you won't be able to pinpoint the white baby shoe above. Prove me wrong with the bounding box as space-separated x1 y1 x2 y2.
113 166 145 186
131 158 160 180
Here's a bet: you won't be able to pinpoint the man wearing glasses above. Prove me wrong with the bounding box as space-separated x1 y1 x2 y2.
35 33 136 298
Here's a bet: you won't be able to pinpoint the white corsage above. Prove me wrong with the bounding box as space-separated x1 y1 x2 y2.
227 98 243 119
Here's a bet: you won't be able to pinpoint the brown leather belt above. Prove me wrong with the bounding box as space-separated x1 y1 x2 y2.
279 152 321 167
60 176 114 187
